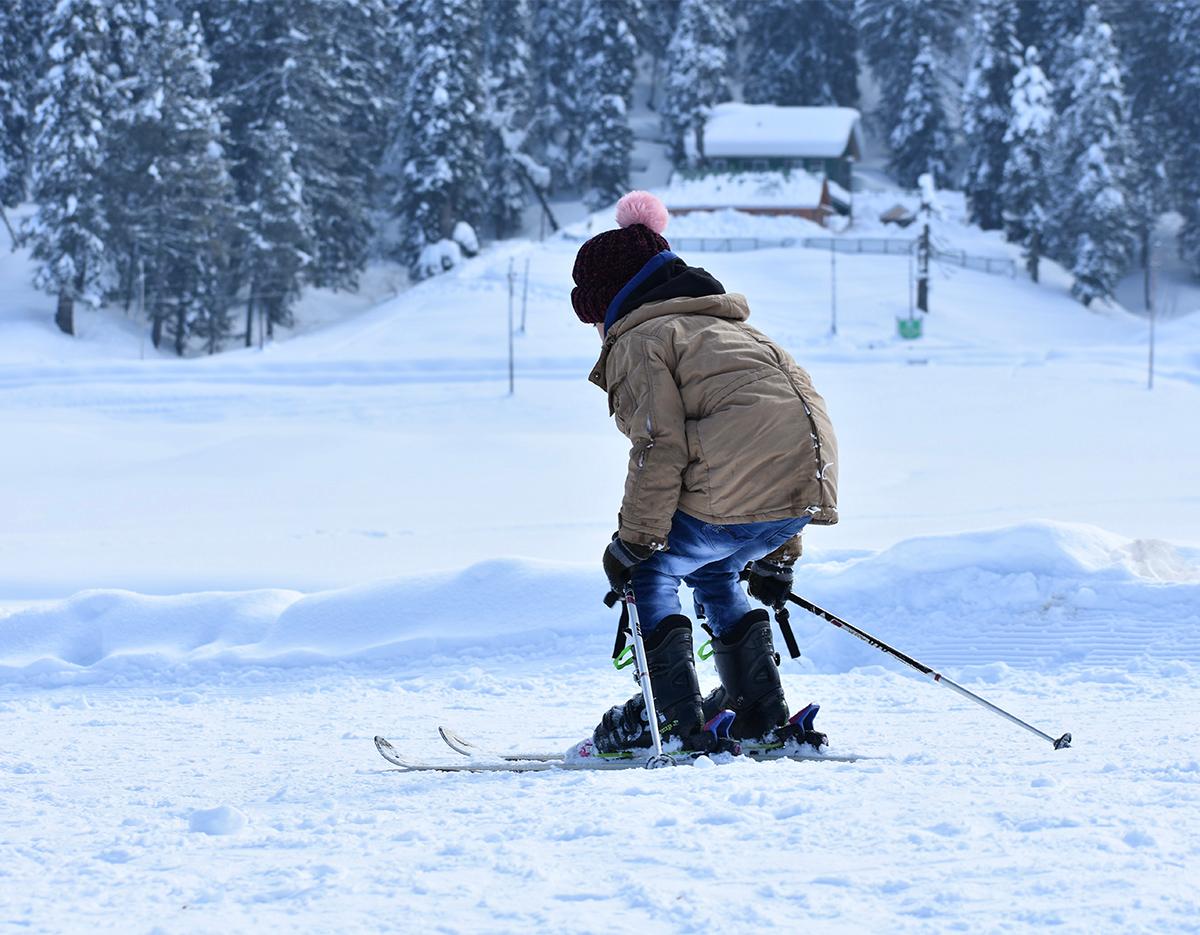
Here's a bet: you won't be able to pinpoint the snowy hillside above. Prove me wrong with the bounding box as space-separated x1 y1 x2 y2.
3 216 1200 932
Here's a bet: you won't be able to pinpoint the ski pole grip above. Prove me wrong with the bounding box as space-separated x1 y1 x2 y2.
603 590 619 608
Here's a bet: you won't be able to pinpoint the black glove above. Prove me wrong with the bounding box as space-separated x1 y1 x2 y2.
603 535 656 595
745 558 794 611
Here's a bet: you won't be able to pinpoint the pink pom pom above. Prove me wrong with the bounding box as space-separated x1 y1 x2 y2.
615 191 669 235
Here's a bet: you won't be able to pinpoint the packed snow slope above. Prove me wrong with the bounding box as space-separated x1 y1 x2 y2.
3 205 1200 933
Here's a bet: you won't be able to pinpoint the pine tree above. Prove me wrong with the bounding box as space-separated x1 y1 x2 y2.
398 0 485 278
136 14 238 354
857 0 960 139
821 0 860 108
1001 46 1053 282
26 0 115 335
202 1 293 332
482 0 533 238
530 0 580 190
574 0 638 209
1167 1 1200 274
661 0 734 166
743 0 856 107
1054 5 1134 306
280 0 388 290
0 0 40 207
1105 0 1174 287
961 0 1019 230
243 120 314 346
889 34 951 189
203 1 388 294
1015 0 1087 106
102 0 164 315
638 0 681 111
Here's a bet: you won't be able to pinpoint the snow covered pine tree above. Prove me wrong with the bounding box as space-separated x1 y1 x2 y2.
397 0 485 279
573 0 638 210
1053 5 1135 307
889 33 951 188
743 0 857 107
1001 47 1054 283
661 0 734 166
26 0 115 335
961 0 1020 231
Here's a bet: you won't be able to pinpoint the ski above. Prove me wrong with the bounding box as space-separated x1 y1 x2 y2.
376 734 868 773
437 726 866 765
376 735 697 772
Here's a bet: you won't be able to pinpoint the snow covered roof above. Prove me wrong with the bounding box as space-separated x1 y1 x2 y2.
693 103 864 160
660 170 829 210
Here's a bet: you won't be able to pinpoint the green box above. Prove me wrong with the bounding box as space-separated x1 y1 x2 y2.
897 317 923 340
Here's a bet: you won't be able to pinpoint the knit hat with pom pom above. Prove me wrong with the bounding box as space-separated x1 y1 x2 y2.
571 191 672 325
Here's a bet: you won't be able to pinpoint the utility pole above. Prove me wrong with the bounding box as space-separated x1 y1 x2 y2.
507 258 516 396
520 257 530 334
1148 238 1158 391
916 175 936 319
829 238 837 336
138 259 146 359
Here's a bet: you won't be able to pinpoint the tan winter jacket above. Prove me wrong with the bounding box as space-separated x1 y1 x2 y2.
588 293 838 549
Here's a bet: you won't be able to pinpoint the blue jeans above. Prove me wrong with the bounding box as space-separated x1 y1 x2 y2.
630 511 811 637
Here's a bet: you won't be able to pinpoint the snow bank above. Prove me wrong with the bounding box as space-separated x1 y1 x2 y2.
793 522 1200 674
2 523 1196 686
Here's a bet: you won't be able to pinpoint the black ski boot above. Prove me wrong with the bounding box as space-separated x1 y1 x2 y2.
700 609 793 742
593 615 705 754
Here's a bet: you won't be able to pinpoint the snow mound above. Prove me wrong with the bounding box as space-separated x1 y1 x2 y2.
794 522 1200 673
257 558 603 658
188 805 247 836
1 524 1197 685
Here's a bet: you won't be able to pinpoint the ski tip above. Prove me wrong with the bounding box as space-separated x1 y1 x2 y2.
438 726 477 757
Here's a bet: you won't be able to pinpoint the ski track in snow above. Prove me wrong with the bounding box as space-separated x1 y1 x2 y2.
1 662 1198 933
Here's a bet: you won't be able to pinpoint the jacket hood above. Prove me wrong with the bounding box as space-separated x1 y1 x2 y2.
588 293 752 390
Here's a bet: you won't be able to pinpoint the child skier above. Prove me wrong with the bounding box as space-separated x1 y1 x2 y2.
571 191 839 755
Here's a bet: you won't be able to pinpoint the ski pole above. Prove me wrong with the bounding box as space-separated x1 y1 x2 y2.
606 587 675 768
784 593 1072 750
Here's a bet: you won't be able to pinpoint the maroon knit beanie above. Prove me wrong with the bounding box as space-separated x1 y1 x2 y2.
571 191 671 325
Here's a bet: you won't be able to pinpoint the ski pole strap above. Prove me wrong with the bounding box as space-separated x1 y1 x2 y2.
605 590 631 661
774 607 802 659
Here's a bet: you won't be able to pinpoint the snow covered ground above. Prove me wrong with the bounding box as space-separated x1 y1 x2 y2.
5 658 1198 932
3 205 1200 931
